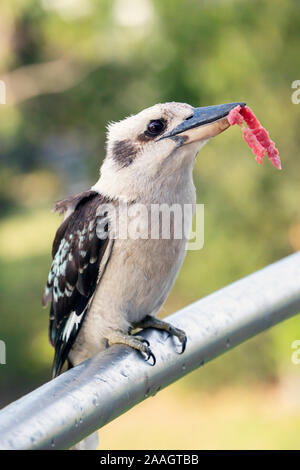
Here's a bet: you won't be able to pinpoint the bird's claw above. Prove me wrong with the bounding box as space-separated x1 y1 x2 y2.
133 335 150 348
108 332 155 365
127 335 155 365
133 316 187 356
167 326 187 354
144 348 156 366
137 338 156 366
178 332 187 354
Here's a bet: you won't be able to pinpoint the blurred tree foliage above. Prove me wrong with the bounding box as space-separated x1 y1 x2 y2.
0 0 299 405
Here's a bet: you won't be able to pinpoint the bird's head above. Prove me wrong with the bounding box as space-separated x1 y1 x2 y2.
95 101 245 201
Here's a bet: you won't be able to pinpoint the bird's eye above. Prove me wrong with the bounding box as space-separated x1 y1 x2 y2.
146 119 166 137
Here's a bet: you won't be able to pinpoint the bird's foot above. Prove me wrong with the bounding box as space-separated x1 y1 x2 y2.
133 315 187 354
107 331 156 365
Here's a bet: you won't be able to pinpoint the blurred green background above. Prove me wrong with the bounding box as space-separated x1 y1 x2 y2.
0 0 300 449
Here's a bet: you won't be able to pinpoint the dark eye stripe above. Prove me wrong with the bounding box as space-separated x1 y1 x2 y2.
112 139 137 167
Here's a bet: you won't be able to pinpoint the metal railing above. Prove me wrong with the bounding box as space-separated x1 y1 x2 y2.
0 252 299 450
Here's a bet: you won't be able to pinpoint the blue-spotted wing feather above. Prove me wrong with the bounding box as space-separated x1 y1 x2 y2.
43 190 113 377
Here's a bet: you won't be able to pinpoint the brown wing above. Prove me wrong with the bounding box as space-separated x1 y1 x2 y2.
43 190 113 377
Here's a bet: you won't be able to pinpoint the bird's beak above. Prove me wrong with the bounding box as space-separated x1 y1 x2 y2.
160 102 246 144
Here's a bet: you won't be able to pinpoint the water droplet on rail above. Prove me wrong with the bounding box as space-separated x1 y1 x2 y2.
51 439 55 448
96 377 106 383
182 364 186 371
226 339 231 348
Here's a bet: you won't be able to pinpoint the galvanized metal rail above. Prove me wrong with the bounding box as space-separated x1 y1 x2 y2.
0 252 299 450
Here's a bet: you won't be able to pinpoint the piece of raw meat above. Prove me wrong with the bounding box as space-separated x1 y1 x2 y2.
227 105 281 170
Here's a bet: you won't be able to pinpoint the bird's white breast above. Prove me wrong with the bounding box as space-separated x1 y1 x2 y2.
70 159 196 363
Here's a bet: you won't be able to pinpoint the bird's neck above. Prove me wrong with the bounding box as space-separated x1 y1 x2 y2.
93 161 195 205
93 142 202 205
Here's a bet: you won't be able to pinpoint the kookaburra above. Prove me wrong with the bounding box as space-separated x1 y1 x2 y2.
43 101 245 379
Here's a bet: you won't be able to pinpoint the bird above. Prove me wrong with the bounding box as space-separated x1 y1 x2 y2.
43 101 244 379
